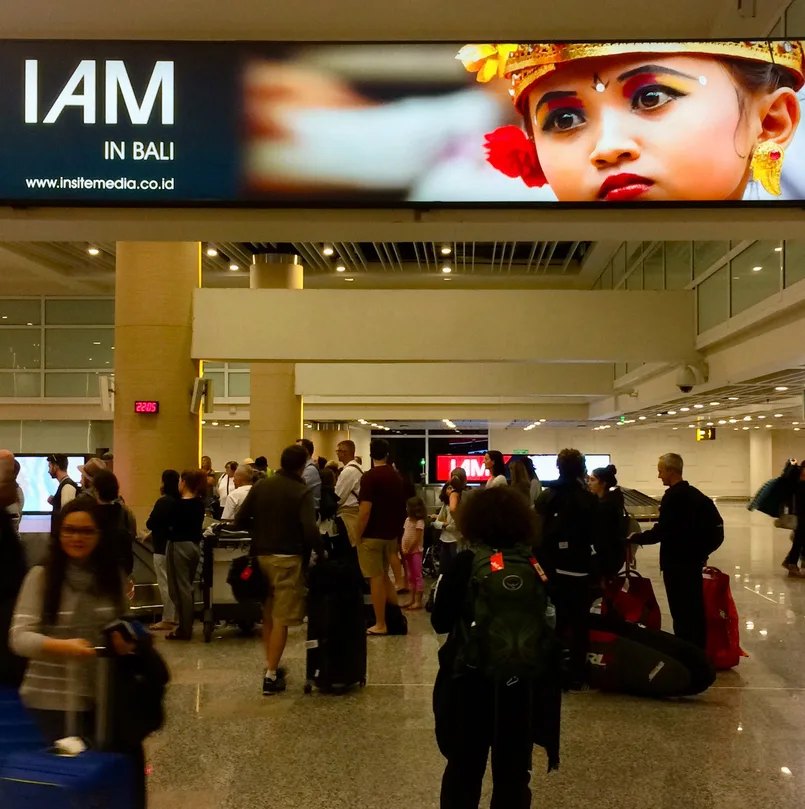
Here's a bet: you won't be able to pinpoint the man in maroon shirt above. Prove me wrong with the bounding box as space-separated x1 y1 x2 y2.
358 438 407 635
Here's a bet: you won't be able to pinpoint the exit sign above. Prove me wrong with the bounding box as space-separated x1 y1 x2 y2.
512 449 530 455
134 400 159 414
696 427 716 441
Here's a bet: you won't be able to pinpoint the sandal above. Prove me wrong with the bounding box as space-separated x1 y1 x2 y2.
366 627 388 636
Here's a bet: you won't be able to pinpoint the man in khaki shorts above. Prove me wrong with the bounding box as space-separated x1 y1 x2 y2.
236 445 322 695
357 438 407 636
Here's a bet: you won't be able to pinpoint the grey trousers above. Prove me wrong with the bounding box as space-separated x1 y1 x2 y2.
153 553 177 624
167 541 200 638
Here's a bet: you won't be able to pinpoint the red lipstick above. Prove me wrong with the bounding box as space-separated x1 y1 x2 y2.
598 173 654 202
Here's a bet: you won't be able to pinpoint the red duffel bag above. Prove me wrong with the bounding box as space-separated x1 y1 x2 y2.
602 563 662 631
702 566 746 669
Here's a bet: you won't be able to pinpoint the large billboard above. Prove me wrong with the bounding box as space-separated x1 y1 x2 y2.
436 454 612 482
1 40 803 205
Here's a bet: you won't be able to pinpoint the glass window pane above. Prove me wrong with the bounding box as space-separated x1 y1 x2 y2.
730 240 782 317
0 300 41 325
0 372 41 397
46 299 114 325
599 262 613 290
228 362 250 370
643 244 664 290
693 241 729 277
45 328 114 369
698 266 729 332
204 372 225 399
227 372 251 397
784 240 805 288
627 264 643 290
626 242 643 267
45 373 101 398
612 245 626 287
0 329 41 369
665 242 692 289
203 361 225 369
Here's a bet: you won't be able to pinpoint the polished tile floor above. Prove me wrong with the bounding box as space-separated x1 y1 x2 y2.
145 505 805 808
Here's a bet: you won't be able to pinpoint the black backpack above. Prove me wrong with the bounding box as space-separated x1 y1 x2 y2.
454 544 553 682
537 485 596 573
319 487 339 521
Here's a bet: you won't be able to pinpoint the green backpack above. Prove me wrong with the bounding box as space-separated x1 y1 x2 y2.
455 544 553 682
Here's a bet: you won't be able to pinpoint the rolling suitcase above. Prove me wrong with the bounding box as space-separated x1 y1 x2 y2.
305 558 367 695
0 654 135 809
0 688 43 766
587 612 715 697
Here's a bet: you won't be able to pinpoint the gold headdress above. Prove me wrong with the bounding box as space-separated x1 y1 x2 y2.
458 41 805 111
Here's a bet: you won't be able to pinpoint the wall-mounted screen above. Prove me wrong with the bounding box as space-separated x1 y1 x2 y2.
436 453 611 483
16 455 84 514
0 40 803 206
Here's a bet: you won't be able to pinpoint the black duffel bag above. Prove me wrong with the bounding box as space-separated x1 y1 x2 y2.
227 556 268 603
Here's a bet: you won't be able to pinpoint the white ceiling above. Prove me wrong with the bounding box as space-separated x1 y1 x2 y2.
0 0 787 41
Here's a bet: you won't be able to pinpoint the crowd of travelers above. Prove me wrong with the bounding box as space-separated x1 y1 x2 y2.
6 437 802 808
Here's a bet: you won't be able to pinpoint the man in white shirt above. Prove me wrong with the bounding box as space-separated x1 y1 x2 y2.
335 440 363 546
221 465 254 521
217 461 238 503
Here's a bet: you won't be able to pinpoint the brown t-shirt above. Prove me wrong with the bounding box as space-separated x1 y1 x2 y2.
359 464 407 540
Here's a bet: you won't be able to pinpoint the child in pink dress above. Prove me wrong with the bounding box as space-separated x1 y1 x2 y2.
401 497 426 610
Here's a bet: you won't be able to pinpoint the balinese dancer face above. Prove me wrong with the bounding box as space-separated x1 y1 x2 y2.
526 54 792 201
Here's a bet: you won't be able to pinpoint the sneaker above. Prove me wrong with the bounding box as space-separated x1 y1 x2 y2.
262 671 287 696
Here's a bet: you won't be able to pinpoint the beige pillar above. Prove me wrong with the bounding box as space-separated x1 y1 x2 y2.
312 428 350 464
114 242 201 524
250 254 303 467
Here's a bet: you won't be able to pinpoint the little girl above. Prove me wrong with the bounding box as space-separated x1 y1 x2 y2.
401 497 426 610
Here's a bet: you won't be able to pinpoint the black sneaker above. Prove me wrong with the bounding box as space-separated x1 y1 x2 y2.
262 673 287 696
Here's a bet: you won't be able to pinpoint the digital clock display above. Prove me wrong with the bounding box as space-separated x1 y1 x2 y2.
134 401 159 414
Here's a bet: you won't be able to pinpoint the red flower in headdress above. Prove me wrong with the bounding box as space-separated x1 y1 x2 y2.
483 126 546 188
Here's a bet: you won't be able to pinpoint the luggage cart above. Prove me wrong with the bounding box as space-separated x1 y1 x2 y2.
201 527 263 643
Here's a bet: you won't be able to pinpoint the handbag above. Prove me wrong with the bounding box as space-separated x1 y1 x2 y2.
601 556 662 631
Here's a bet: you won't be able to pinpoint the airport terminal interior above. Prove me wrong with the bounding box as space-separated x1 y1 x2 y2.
5 1 805 807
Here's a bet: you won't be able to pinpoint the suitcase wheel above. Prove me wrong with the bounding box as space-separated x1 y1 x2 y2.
304 682 313 695
203 621 214 643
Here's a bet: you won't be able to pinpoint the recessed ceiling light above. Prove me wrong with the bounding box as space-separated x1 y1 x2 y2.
754 426 760 429
767 425 773 428
206 247 218 257
344 277 354 282
539 418 546 422
707 422 714 426
87 246 100 256
201 420 206 425
718 420 726 424
744 416 752 421
693 404 704 409
668 410 677 415
443 278 452 282
775 246 783 252
729 419 737 423
794 422 800 425
442 266 452 274
336 265 346 272
758 415 766 419
638 416 646 420
796 428 801 432
680 407 690 412
710 402 720 406
441 245 452 255
728 396 739 401
234 424 241 429
775 386 789 391
742 426 750 430
211 421 219 426
229 263 239 271
656 413 663 417
322 245 334 256
688 424 695 428
752 266 762 272
775 413 784 418
672 427 678 431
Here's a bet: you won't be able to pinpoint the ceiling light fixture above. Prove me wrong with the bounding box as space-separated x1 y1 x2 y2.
744 416 752 421
680 407 690 412
358 419 368 425
638 416 646 420
668 410 677 415
775 386 789 391
229 263 239 271
752 266 762 272
442 266 452 274
758 415 766 419
344 278 354 282
336 265 346 272
775 246 783 252
728 396 739 401
441 244 452 255
206 247 218 257
693 404 704 409
710 402 720 406
768 425 774 429
728 419 737 424
211 421 219 426
707 422 714 426
775 413 784 418
718 420 726 425
322 245 334 256
87 246 100 256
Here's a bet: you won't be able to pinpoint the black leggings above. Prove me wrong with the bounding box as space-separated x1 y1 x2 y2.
785 531 805 566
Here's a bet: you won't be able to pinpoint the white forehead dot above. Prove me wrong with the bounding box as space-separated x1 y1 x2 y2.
699 75 707 86
595 82 606 93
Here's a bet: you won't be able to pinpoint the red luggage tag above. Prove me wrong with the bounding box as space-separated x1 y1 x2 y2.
240 566 253 581
529 558 549 583
490 552 505 572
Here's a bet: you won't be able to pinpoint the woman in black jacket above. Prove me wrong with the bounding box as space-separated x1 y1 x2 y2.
432 486 560 809
588 464 628 580
146 470 180 631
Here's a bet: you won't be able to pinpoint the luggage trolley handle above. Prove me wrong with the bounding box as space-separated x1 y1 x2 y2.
65 645 114 750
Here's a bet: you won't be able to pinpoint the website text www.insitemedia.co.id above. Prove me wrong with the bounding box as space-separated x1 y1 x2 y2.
24 177 175 192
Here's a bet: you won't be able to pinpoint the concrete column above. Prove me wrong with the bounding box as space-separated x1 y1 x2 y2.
114 242 201 523
749 429 773 497
249 254 303 467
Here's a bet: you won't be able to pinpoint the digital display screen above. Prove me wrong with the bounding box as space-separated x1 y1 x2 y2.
134 400 159 413
0 40 803 205
16 455 84 513
436 454 612 482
